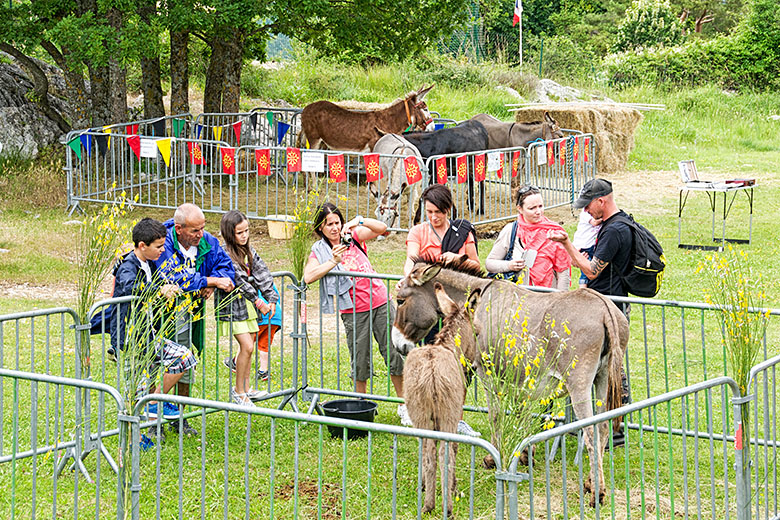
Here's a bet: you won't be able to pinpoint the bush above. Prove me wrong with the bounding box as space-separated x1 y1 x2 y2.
614 0 682 52
524 35 598 84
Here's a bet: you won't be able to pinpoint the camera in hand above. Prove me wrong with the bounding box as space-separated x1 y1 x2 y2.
340 233 353 247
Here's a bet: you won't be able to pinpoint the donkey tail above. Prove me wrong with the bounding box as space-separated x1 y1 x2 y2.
598 293 628 432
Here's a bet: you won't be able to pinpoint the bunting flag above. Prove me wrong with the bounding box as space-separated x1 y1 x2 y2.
434 123 445 131
67 137 82 161
249 112 258 130
435 157 447 184
456 155 468 184
80 133 92 157
220 147 236 175
265 111 274 127
195 124 203 139
187 142 206 165
151 118 166 137
497 158 504 179
474 154 486 182
328 154 347 183
127 124 139 135
286 147 302 172
213 126 223 142
513 0 523 26
364 154 382 182
95 133 109 156
559 140 566 165
256 149 271 176
573 137 580 161
172 118 186 138
583 137 590 162
232 121 242 145
156 138 172 167
127 135 141 160
404 156 422 185
547 141 555 166
102 125 112 150
511 150 521 178
277 122 290 145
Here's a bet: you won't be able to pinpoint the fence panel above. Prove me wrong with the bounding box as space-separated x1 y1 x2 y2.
505 377 743 519
194 108 302 149
0 368 128 520
129 393 502 520
747 354 780 520
524 133 597 209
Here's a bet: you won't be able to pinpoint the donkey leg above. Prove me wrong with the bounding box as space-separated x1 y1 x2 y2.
422 438 437 513
570 394 604 507
439 440 457 516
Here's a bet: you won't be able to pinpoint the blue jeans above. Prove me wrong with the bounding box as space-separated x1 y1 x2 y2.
579 245 596 285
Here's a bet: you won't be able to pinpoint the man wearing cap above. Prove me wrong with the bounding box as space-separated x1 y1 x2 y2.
548 178 633 439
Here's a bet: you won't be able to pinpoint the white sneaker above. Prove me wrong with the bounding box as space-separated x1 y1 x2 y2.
245 388 268 401
230 388 256 407
397 404 413 427
457 419 481 437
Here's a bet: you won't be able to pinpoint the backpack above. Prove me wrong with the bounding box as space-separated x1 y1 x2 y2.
602 213 665 297
487 220 522 282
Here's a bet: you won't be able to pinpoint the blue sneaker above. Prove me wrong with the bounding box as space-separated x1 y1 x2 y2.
139 434 155 452
162 402 181 420
146 403 160 419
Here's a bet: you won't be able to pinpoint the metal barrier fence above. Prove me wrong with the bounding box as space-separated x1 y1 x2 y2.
195 107 303 149
526 132 597 210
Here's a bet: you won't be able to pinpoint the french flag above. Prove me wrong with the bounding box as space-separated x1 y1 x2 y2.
513 0 522 26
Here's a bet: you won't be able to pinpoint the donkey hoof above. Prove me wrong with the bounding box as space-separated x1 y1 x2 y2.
482 455 496 469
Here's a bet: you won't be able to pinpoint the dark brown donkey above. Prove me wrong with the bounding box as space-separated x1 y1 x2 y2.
297 85 434 152
470 111 563 149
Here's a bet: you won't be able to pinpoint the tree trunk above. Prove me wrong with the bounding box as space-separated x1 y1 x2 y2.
170 30 190 114
203 35 228 113
89 64 113 127
221 29 245 114
140 56 165 119
40 40 91 129
108 7 128 123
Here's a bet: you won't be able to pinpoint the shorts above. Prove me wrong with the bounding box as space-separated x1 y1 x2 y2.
135 338 198 395
341 302 404 381
256 324 280 353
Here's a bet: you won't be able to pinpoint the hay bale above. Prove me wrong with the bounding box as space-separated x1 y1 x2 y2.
513 105 643 173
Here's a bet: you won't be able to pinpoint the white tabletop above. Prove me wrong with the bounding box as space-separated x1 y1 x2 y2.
678 182 756 192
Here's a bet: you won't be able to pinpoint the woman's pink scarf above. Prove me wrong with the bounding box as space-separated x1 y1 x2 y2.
516 215 572 287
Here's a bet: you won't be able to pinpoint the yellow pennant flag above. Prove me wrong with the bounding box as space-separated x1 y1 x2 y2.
213 126 223 142
156 138 172 167
103 126 112 149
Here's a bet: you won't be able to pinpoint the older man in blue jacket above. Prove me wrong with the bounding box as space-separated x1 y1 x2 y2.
158 203 235 435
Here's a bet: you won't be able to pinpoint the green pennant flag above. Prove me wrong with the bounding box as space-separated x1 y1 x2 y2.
265 111 274 127
172 118 186 138
67 137 82 161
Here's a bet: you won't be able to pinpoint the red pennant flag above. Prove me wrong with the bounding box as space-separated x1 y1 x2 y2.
511 150 521 178
404 156 422 185
583 137 590 162
127 124 139 135
456 155 468 184
497 154 504 179
232 121 242 145
256 148 271 176
547 141 555 166
559 141 567 165
573 137 580 161
474 154 486 182
286 147 301 172
187 142 206 165
364 154 382 182
221 147 236 175
127 135 141 160
328 154 346 182
435 157 447 184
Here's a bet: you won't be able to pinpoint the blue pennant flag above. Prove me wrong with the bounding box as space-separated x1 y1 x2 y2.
434 123 445 131
196 124 203 139
276 122 290 145
80 133 92 157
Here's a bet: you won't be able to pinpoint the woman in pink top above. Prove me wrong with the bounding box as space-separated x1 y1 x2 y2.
303 203 410 426
404 184 480 275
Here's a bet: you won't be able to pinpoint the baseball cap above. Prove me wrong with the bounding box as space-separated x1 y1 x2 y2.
573 179 613 209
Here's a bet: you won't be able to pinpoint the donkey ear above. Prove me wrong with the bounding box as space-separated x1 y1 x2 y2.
410 264 442 287
544 111 555 124
417 84 434 101
434 282 458 315
466 287 482 313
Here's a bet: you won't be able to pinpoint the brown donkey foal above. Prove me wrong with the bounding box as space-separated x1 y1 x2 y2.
403 282 481 515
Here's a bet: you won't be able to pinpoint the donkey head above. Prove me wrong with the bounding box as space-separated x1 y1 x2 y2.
543 111 564 140
433 282 481 363
405 84 434 131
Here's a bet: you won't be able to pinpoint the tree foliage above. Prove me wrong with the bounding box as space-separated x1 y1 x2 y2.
614 0 682 51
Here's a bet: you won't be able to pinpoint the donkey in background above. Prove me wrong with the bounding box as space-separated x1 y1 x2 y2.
403 282 481 515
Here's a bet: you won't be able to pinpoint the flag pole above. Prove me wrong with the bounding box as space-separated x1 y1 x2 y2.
519 12 523 66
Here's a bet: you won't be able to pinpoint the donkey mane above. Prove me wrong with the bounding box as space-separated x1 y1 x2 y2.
411 256 486 278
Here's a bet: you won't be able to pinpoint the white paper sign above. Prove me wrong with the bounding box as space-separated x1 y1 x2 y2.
536 145 546 165
487 152 501 172
140 138 158 158
301 151 325 172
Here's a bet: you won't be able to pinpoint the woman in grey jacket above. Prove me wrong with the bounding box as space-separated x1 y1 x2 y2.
215 210 278 407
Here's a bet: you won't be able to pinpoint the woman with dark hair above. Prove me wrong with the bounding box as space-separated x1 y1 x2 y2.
215 210 278 407
486 185 571 290
303 203 410 426
403 184 480 275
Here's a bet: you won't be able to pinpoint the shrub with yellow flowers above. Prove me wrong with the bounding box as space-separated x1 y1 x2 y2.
287 183 326 283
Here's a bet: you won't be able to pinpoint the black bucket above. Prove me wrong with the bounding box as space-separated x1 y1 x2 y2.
321 399 378 440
